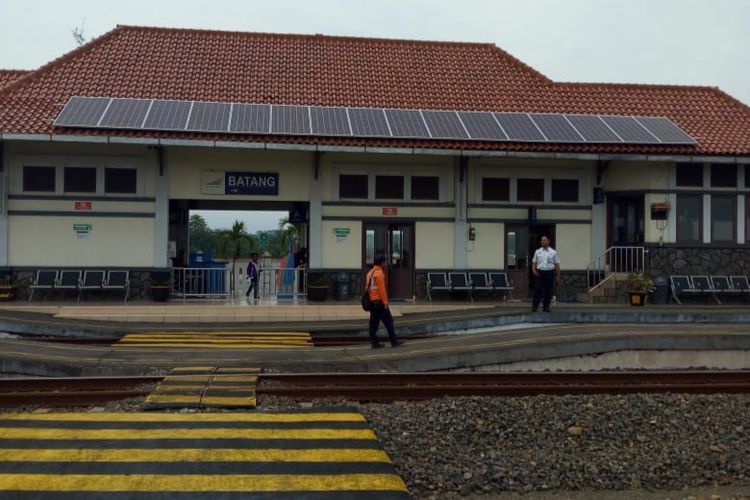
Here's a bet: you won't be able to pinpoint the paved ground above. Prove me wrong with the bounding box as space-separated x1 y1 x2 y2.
0 408 410 499
1 322 747 376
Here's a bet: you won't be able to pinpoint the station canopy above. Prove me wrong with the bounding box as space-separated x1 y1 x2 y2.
53 96 697 146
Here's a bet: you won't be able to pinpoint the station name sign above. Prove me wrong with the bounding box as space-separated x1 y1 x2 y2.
202 170 279 196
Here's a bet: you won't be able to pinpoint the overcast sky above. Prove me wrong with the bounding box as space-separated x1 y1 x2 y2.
1 0 748 231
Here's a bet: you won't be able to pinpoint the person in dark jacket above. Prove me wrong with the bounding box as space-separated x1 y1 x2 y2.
245 253 260 300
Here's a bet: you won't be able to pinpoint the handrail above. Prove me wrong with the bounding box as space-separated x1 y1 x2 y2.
587 246 646 293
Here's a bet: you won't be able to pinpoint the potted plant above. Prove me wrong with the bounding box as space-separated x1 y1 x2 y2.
150 270 172 302
307 273 328 302
626 271 654 307
0 272 15 301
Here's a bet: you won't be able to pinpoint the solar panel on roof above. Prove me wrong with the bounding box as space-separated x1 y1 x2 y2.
53 96 111 127
310 106 351 136
384 109 430 138
271 105 310 135
52 96 698 147
494 113 546 141
421 110 468 139
230 104 270 133
186 102 232 132
531 114 584 143
98 98 151 129
565 114 622 143
458 112 508 140
635 116 695 144
143 100 192 131
600 115 660 143
348 108 391 137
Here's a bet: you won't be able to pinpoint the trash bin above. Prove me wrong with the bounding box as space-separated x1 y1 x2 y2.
651 276 669 305
150 270 171 302
333 272 352 301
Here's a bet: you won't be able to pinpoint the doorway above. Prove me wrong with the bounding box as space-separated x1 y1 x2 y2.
505 224 556 298
363 222 415 300
608 194 645 246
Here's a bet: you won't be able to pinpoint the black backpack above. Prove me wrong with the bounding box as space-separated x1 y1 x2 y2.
361 271 374 311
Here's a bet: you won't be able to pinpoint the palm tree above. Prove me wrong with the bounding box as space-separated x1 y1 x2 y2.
217 221 256 295
278 216 303 253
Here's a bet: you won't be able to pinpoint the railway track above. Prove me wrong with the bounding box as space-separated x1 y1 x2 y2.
0 376 160 407
1 371 748 407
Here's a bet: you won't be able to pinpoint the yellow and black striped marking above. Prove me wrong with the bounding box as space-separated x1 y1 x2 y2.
143 367 260 410
0 408 410 499
115 331 313 349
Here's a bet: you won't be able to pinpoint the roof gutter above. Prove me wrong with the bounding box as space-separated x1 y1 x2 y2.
1 132 748 164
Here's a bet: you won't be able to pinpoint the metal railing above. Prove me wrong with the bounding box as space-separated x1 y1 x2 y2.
171 266 308 300
587 246 646 292
251 267 307 300
171 267 232 299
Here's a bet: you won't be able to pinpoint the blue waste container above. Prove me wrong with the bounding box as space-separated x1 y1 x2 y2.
188 252 226 295
652 276 669 305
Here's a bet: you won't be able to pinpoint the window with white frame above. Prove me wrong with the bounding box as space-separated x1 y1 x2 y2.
22 166 56 192
339 174 368 199
104 167 137 194
64 166 97 193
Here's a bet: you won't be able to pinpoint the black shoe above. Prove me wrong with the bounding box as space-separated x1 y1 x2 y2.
391 340 404 348
371 343 384 349
531 307 538 312
543 308 551 312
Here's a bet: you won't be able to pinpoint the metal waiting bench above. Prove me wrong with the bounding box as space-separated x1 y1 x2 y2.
427 271 514 303
29 269 129 302
671 275 749 305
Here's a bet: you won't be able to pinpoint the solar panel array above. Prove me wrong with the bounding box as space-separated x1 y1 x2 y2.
53 96 697 145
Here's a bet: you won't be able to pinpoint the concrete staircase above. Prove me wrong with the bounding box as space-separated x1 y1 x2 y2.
578 272 630 304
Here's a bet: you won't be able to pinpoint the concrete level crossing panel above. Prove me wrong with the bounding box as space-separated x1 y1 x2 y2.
0 408 410 499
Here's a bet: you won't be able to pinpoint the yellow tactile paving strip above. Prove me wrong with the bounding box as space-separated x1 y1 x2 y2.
0 409 410 499
116 331 312 349
143 367 260 410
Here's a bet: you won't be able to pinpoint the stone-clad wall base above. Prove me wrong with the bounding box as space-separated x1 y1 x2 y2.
648 247 750 278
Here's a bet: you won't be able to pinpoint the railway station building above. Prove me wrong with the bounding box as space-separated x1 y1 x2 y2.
0 26 749 301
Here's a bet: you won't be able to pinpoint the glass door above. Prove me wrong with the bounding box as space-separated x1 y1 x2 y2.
363 222 414 300
505 225 529 298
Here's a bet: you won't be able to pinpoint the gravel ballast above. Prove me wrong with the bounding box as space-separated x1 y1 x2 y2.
260 393 749 498
359 394 749 498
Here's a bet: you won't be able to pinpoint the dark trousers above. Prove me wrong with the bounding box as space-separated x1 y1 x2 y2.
532 270 555 310
368 302 399 345
246 278 258 299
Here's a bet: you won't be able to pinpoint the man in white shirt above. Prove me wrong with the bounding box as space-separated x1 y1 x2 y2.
531 235 560 312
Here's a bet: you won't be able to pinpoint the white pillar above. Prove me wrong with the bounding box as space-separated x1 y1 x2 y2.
453 157 467 269
309 154 323 269
153 147 169 268
0 143 8 266
703 193 711 244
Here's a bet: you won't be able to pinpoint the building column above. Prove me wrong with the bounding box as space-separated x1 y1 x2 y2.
453 156 467 270
153 147 169 268
309 152 323 269
0 141 8 267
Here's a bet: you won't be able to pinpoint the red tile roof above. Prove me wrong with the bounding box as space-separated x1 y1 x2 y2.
1 25 749 156
0 70 31 90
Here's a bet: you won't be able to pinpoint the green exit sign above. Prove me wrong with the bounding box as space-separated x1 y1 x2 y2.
73 224 92 231
332 227 350 236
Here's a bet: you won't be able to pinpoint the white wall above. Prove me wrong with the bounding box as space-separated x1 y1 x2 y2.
416 222 454 269
466 222 504 269
8 216 155 267
555 224 592 270
321 220 362 269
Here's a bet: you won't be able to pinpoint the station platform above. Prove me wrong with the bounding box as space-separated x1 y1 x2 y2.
1 321 748 377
